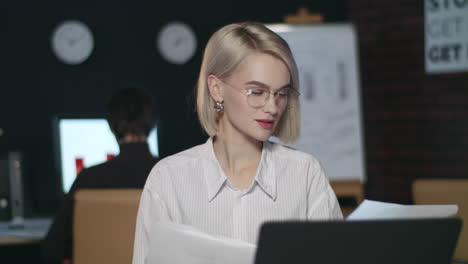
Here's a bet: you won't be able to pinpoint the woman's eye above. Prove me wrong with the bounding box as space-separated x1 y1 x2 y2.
250 88 265 95
278 89 289 96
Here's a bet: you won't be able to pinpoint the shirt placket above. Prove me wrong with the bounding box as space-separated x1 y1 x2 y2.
232 191 248 241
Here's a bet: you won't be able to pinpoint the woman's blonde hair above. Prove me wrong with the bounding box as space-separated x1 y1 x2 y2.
196 22 300 143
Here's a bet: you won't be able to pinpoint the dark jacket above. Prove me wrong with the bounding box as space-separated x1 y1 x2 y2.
41 142 158 264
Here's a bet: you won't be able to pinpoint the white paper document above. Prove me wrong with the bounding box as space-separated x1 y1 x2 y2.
147 222 256 264
347 199 458 220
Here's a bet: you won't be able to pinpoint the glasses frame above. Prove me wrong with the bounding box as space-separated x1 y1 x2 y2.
217 78 300 109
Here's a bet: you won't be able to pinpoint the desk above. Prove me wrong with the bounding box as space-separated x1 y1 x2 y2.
0 218 51 264
0 218 51 245
0 236 39 245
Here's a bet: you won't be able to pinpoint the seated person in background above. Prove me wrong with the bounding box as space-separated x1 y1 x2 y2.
42 87 159 264
132 22 342 264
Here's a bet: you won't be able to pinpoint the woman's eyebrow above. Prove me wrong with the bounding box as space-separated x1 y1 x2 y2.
244 80 291 90
244 80 269 88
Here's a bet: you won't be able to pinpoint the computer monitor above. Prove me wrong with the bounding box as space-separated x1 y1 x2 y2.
53 114 159 193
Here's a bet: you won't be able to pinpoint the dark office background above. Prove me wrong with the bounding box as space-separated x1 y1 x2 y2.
1 0 467 220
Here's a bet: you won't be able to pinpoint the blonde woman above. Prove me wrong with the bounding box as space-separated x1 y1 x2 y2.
133 22 342 263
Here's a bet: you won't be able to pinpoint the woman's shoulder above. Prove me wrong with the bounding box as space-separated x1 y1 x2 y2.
151 143 208 174
145 142 209 183
163 143 206 163
267 141 321 166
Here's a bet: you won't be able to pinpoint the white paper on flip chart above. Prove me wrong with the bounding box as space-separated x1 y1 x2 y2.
347 199 458 220
147 222 256 264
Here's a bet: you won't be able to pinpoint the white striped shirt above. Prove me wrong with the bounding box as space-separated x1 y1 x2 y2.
132 138 343 264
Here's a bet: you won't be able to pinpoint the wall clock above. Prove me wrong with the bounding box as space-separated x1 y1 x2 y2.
51 20 94 65
157 22 197 65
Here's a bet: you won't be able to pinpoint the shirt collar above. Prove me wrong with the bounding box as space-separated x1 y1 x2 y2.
254 141 277 201
203 137 277 202
117 142 153 160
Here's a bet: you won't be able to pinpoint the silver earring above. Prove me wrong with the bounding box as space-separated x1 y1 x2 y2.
214 101 224 113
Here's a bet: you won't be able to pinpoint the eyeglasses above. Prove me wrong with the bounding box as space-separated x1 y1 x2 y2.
219 79 299 109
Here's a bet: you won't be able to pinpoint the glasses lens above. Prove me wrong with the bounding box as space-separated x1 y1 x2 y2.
275 88 290 108
246 88 293 108
247 88 269 108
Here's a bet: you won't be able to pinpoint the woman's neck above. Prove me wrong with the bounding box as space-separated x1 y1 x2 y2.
213 132 263 190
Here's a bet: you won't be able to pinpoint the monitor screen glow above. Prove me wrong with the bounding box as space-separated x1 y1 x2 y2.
57 118 158 193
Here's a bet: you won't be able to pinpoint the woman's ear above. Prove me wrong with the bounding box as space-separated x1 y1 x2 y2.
207 75 224 103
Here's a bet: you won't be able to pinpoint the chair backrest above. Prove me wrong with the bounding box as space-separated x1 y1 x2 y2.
413 179 468 261
330 180 364 216
73 189 142 264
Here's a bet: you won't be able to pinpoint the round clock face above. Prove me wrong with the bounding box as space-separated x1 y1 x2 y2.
157 22 197 65
51 20 94 65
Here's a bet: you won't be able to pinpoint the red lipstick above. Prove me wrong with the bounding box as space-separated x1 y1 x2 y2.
256 119 274 129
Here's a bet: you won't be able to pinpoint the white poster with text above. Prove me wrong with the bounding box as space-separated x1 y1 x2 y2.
425 0 468 73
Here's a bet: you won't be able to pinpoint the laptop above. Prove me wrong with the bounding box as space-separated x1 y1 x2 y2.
254 218 462 264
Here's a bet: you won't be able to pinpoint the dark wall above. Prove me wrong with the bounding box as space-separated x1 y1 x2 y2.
6 0 465 215
2 0 347 215
349 0 468 203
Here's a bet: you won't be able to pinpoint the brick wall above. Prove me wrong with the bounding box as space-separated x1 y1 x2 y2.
349 0 468 203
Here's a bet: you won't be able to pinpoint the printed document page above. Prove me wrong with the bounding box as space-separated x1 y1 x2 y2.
147 222 256 264
347 199 458 220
